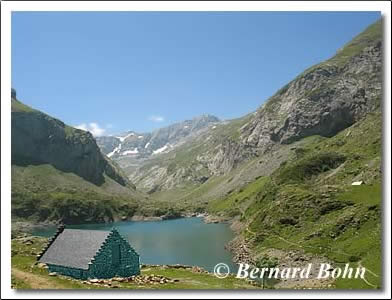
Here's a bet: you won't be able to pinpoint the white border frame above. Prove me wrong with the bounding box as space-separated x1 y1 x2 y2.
1 1 391 299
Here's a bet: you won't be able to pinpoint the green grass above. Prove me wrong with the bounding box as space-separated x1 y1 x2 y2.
12 164 140 224
208 176 269 216
11 237 257 290
11 98 35 113
11 274 32 289
210 109 383 289
330 20 382 66
11 96 144 224
135 267 257 289
11 237 94 289
337 184 382 207
277 152 346 183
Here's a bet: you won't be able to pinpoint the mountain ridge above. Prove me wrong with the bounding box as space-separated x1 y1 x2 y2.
112 19 382 199
11 95 143 224
96 114 220 160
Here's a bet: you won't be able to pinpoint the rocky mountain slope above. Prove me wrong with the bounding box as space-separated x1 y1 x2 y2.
115 19 382 204
241 20 381 152
11 94 143 224
96 114 220 160
203 20 382 289
218 108 382 289
12 97 131 187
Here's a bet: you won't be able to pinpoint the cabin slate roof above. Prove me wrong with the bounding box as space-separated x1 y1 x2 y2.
39 229 111 270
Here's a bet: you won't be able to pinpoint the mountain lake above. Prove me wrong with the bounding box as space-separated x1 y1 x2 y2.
32 217 238 273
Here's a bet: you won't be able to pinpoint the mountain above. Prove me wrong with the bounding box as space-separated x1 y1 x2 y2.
159 19 380 289
120 19 381 289
11 94 143 224
12 98 131 187
240 20 381 152
95 114 221 189
217 109 382 289
96 114 220 160
10 19 383 289
117 20 382 205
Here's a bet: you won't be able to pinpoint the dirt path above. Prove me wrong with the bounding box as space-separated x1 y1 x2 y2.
12 268 66 289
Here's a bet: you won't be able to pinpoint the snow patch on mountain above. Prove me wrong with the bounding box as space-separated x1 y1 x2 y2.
116 132 135 142
122 148 139 155
107 143 122 158
153 144 170 155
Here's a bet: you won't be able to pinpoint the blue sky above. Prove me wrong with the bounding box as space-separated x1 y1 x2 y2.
12 11 381 135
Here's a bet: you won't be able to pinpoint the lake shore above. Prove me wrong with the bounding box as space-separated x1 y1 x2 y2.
11 213 245 273
11 236 258 290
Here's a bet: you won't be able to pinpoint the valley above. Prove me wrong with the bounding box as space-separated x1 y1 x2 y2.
11 19 383 289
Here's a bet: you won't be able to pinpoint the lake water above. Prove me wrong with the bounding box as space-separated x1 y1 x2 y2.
32 217 238 273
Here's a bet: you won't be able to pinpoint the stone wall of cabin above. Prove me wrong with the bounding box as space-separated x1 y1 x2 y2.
47 264 89 280
88 229 140 279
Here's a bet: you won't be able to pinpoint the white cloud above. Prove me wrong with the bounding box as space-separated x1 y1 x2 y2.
75 122 106 137
148 115 165 122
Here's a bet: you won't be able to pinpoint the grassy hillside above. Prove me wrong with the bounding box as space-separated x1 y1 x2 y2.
11 97 145 224
209 110 382 289
11 164 143 224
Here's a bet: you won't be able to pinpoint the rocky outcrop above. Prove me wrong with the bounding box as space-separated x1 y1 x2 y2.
197 138 255 175
11 97 131 187
241 22 382 153
96 136 121 155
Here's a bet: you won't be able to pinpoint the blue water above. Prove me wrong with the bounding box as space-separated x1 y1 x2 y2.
32 217 237 273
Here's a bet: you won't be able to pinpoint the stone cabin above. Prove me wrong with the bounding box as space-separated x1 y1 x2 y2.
37 225 140 280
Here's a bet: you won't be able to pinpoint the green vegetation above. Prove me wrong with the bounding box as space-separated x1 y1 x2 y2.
256 256 279 289
137 267 256 290
11 98 35 113
330 19 382 66
277 152 346 183
211 110 382 289
10 19 383 290
11 237 257 289
12 164 140 224
11 96 144 224
208 176 269 217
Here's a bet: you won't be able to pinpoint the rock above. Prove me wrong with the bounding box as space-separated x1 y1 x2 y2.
36 262 47 269
48 272 57 276
112 277 126 282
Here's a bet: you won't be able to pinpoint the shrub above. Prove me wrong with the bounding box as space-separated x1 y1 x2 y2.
277 152 346 183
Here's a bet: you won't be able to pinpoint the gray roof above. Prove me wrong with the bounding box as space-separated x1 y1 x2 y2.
39 229 111 270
